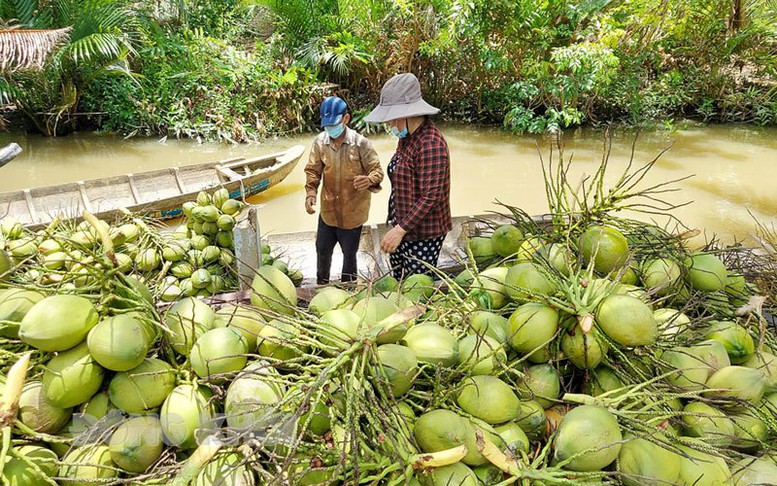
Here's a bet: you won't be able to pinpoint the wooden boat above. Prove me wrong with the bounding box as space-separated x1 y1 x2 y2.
231 209 553 293
0 143 22 168
0 144 306 229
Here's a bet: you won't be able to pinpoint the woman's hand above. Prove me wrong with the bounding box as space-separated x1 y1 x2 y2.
381 226 407 254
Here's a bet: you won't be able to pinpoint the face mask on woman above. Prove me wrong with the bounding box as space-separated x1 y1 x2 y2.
326 123 345 139
390 125 408 138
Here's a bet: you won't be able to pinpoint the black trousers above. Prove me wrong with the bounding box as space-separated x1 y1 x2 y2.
316 216 362 285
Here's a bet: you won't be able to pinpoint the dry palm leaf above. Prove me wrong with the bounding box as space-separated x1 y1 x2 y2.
0 27 71 72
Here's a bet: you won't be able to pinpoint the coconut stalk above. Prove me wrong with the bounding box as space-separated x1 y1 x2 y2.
0 351 32 476
170 434 223 486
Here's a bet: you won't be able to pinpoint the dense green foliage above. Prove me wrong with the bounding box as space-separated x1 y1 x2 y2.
2 0 776 140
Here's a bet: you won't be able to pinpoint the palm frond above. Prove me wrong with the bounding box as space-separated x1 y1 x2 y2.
0 27 72 72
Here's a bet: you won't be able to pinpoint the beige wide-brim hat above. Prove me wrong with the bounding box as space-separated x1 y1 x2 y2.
363 73 440 123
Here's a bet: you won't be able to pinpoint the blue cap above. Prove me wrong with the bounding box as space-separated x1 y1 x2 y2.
320 96 348 126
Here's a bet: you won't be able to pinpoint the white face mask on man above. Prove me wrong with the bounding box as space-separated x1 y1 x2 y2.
325 122 345 138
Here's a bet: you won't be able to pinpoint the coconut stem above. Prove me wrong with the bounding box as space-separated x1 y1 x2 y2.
170 434 223 486
0 351 31 427
366 306 424 343
83 210 117 266
409 444 468 469
577 313 594 334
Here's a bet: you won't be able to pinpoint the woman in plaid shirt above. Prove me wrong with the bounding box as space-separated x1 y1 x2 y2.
364 73 452 279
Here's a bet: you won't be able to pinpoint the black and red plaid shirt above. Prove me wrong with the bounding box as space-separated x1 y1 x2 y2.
387 119 452 240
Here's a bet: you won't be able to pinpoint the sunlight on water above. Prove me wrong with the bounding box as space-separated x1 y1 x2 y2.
2 123 776 246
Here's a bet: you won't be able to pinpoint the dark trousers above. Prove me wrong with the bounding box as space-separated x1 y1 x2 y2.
316 217 362 285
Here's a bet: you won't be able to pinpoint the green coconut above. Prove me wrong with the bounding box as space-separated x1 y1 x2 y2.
375 344 418 397
704 365 766 405
1 444 59 486
515 236 545 262
640 257 682 293
504 262 556 302
517 364 561 409
403 323 458 367
0 289 45 338
108 358 176 414
18 381 72 434
468 236 495 266
730 413 768 450
471 465 503 486
553 404 622 472
515 399 547 441
109 416 163 473
560 325 607 370
731 457 777 485
689 339 731 377
457 375 520 425
257 319 305 363
704 320 755 364
190 327 248 380
59 445 118 485
468 310 509 343
19 294 99 351
352 295 403 343
319 308 363 351
307 287 353 316
225 364 283 431
412 409 485 466
584 366 625 397
193 451 256 486
42 342 104 408
494 421 530 455
0 248 13 280
425 462 479 486
400 273 436 302
160 384 215 449
374 274 399 293
214 304 265 350
508 302 558 358
86 314 150 372
596 294 657 347
684 253 728 292
578 225 629 275
661 347 709 392
533 243 572 275
653 307 691 338
457 334 506 375
470 266 510 310
164 296 216 356
744 351 777 392
725 273 750 306
681 401 735 447
491 225 524 258
250 265 298 315
618 434 681 486
676 440 731 486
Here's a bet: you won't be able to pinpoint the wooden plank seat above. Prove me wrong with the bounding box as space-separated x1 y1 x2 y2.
216 166 243 181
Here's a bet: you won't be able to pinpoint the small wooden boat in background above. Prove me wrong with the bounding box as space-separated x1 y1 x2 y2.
0 145 305 229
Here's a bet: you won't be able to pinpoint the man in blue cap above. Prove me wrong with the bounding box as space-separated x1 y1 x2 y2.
305 96 384 285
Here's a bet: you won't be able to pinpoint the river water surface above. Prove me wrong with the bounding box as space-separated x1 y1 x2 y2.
1 124 775 247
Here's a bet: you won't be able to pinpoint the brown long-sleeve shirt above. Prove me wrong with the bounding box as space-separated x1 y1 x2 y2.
305 127 383 230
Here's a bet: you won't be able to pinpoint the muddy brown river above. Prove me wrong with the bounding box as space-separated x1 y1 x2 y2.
1 124 775 247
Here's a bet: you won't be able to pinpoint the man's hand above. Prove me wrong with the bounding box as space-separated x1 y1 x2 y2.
381 226 407 254
305 195 316 214
353 175 371 191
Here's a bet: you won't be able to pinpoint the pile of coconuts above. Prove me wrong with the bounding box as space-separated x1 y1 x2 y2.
0 161 776 485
